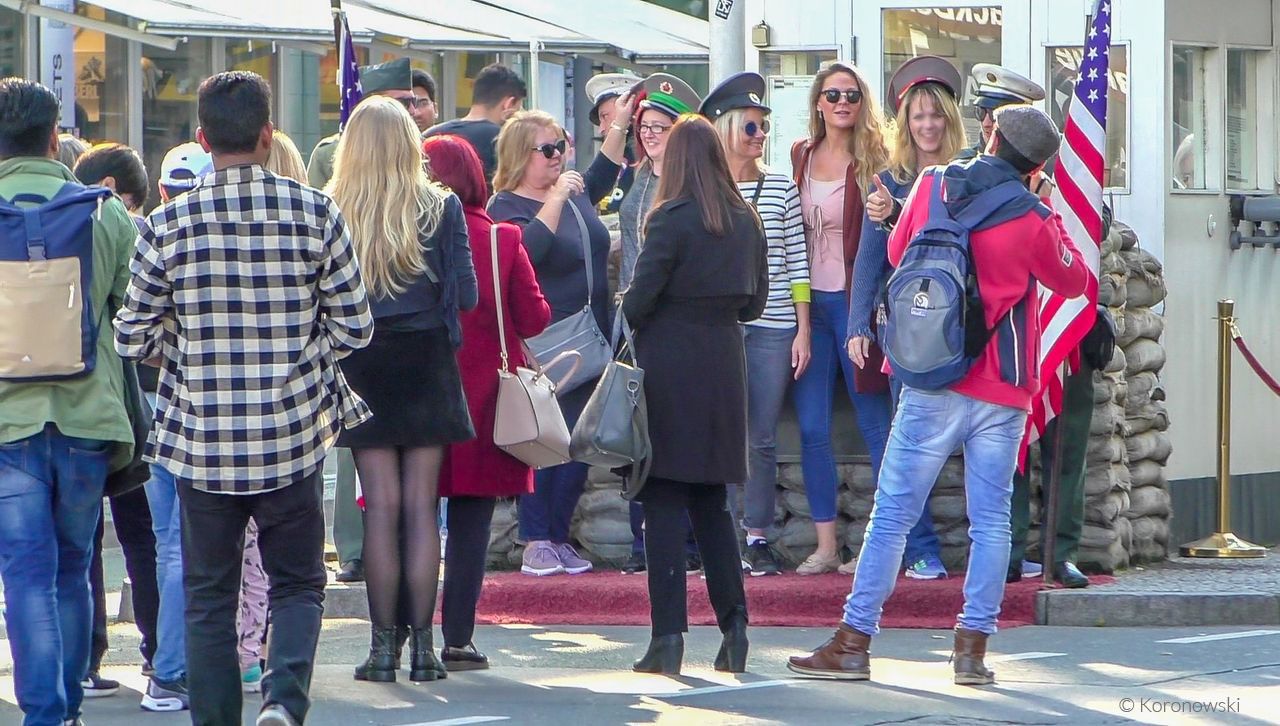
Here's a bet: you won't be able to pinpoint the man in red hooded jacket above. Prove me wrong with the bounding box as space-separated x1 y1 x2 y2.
788 105 1088 686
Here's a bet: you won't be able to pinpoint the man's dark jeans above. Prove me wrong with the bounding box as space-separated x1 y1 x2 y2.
178 468 326 725
90 485 159 673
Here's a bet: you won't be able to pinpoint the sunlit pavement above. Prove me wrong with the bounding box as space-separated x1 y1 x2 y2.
3 621 1278 725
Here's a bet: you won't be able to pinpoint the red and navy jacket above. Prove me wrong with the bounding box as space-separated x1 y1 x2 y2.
888 157 1088 411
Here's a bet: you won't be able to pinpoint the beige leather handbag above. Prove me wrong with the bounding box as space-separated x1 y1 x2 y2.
490 225 579 469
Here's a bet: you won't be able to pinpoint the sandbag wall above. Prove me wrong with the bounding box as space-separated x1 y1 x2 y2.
485 220 1171 573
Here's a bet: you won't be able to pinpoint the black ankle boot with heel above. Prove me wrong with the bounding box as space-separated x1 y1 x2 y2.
409 627 448 682
633 634 684 675
354 626 397 683
714 616 749 673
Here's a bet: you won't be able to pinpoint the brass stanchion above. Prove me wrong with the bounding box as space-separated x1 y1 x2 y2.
1179 300 1267 558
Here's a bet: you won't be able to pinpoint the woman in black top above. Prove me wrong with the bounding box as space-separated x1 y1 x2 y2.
327 97 478 683
487 110 619 579
622 114 769 675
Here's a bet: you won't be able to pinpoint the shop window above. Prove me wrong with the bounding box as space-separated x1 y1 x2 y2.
1226 49 1261 191
228 40 277 88
1046 45 1129 190
71 4 129 144
1170 46 1208 190
882 7 1001 140
454 51 499 119
141 38 212 210
0 7 22 78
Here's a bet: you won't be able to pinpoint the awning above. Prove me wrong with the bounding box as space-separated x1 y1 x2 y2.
0 0 181 49
491 0 709 63
350 0 605 54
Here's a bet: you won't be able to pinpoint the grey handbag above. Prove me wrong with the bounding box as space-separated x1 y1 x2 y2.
522 196 610 395
569 312 652 499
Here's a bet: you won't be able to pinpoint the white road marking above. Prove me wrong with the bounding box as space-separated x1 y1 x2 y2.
989 652 1068 662
655 679 792 698
400 718 511 726
1157 630 1280 644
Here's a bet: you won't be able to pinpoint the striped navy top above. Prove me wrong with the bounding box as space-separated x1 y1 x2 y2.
737 171 810 329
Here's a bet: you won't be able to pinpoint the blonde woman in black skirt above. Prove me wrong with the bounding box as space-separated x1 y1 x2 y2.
326 96 478 683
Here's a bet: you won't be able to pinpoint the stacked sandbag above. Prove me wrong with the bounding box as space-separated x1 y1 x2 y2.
1115 221 1171 565
569 467 634 566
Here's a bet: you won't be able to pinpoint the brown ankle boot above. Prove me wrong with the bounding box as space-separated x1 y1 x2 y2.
786 624 871 680
951 627 995 685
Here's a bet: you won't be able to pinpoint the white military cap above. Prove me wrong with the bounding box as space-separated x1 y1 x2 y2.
586 72 643 124
970 63 1046 109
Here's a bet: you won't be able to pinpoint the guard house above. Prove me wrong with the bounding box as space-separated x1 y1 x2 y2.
744 0 1279 547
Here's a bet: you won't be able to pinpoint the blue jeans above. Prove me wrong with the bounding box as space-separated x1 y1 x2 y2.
143 460 185 682
520 461 588 543
843 388 1026 635
888 377 943 564
739 324 796 532
0 425 109 726
793 290 893 522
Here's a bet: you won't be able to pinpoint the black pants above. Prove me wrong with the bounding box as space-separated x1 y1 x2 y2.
178 470 326 726
89 486 159 672
440 496 496 647
638 478 747 637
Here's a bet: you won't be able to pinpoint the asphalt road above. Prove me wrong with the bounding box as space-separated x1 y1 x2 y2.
3 622 1277 725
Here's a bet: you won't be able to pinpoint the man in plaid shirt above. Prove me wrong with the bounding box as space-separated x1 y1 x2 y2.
114 71 372 726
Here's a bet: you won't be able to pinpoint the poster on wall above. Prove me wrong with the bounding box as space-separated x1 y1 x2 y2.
39 0 76 131
765 76 813 171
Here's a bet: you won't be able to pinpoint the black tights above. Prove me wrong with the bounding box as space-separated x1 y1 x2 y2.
354 446 443 629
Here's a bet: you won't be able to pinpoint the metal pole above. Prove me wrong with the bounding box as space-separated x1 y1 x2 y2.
528 40 541 112
1179 299 1266 558
1041 362 1068 585
708 0 747 86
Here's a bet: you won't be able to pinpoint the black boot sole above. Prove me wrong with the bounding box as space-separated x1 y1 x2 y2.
409 668 446 682
633 636 684 675
354 668 396 683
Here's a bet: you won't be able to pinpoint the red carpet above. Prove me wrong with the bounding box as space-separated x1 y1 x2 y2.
470 571 1113 629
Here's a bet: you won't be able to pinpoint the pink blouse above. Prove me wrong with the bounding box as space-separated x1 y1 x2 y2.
800 161 847 292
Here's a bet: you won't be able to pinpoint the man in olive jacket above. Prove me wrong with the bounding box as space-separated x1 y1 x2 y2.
0 78 137 726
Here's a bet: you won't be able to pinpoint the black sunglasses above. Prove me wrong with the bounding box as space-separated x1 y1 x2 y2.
970 105 996 122
397 97 425 111
744 119 771 137
531 140 567 159
822 88 864 105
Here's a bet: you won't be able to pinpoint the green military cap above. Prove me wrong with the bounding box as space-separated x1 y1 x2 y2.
639 73 701 120
360 57 412 95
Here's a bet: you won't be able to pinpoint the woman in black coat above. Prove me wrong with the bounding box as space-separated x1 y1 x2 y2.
621 114 769 675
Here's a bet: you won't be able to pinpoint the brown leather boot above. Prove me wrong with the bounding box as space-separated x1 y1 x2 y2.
951 627 995 685
786 624 871 680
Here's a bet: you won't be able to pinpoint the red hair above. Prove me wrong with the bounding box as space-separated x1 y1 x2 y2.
422 134 489 209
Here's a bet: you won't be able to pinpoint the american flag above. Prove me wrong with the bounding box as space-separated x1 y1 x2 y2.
1025 0 1109 452
334 6 362 130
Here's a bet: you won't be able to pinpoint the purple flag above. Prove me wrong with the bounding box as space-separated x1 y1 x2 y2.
337 12 362 130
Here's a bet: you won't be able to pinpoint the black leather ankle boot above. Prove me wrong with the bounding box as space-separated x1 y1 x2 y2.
632 634 684 675
354 626 397 682
714 616 749 673
409 627 448 682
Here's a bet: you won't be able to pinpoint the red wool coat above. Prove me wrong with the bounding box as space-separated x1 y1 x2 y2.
440 207 552 498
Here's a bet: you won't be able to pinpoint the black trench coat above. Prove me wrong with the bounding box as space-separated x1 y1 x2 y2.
621 196 768 485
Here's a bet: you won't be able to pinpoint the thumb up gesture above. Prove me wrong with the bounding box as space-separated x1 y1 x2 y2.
866 174 892 224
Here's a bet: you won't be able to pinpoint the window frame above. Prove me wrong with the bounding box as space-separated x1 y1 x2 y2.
1168 43 1219 195
1043 40 1133 195
1222 44 1274 194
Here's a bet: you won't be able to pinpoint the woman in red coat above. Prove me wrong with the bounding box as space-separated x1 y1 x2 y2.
426 135 552 671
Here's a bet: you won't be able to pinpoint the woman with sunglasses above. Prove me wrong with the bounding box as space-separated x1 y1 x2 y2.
622 114 767 675
488 110 623 578
848 57 970 581
701 73 810 577
787 62 894 575
327 97 478 684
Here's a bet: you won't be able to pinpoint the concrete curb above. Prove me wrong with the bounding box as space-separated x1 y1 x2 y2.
1036 590 1280 627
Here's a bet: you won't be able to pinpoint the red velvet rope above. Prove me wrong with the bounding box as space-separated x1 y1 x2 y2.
1233 331 1280 396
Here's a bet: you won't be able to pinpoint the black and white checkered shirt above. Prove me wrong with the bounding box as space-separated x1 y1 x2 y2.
113 164 373 493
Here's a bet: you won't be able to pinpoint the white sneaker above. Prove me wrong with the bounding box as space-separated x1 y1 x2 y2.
257 704 300 726
1021 560 1044 577
140 676 189 712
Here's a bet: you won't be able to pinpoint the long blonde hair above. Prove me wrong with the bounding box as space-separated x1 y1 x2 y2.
327 96 447 298
712 108 764 179
266 130 308 183
493 110 563 193
888 84 967 184
806 62 892 194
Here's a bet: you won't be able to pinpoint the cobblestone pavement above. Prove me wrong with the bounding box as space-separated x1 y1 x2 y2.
1081 547 1280 593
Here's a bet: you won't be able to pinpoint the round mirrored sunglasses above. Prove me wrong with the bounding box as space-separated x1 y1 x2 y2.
744 119 771 137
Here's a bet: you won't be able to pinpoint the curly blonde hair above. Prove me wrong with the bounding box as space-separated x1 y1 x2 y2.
806 62 892 193
887 83 967 184
327 97 448 299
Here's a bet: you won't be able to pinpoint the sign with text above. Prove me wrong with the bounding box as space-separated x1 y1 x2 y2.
39 0 76 131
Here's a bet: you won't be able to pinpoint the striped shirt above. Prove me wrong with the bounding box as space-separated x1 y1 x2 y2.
737 171 809 328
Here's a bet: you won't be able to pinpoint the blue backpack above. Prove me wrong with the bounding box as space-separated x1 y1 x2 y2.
0 182 114 381
882 172 1039 390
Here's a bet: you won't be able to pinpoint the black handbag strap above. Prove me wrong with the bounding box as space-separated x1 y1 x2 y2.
750 175 765 207
563 196 594 310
